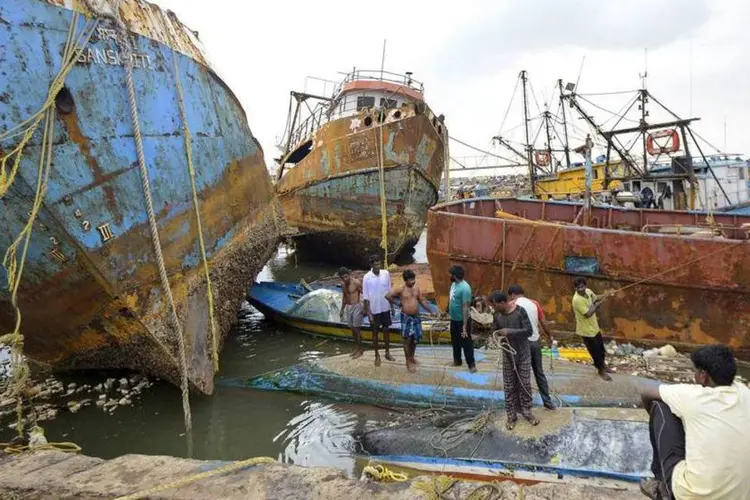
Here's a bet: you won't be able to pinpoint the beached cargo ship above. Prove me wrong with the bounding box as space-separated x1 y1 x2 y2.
426 198 750 357
0 0 282 394
275 70 447 265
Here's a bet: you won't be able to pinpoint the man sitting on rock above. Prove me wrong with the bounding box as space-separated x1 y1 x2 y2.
640 344 750 500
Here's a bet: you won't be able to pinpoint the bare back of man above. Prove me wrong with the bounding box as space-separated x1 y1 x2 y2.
338 268 364 358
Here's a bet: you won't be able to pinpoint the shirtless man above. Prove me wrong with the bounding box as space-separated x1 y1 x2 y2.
338 267 364 358
385 269 436 372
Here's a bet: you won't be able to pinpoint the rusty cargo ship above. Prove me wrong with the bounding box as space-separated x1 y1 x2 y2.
275 70 448 265
427 198 750 357
0 0 282 394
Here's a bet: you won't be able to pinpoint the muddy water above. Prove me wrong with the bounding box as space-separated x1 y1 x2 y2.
0 237 427 476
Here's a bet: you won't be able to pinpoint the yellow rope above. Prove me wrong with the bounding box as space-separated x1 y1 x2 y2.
0 442 82 454
172 52 219 374
362 464 408 483
119 26 193 445
1 14 97 444
113 456 275 500
375 119 389 266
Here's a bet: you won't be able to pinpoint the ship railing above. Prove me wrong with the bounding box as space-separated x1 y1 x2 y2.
286 83 419 151
332 69 425 95
287 104 328 150
285 70 424 154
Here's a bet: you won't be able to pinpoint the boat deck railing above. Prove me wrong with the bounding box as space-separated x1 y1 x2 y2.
333 69 424 95
285 69 424 158
434 196 750 241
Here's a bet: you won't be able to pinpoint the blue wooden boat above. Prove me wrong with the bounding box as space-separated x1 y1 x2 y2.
228 346 658 409
0 1 281 394
247 281 451 344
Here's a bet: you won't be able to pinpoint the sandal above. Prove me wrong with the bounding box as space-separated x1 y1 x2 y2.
505 418 517 431
524 415 540 426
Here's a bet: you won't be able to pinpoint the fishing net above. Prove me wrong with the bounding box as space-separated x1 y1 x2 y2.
287 289 343 323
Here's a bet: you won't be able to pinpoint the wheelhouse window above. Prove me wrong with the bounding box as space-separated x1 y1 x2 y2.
357 96 375 110
380 97 398 109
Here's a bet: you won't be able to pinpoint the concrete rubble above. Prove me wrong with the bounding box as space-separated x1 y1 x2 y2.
0 450 644 499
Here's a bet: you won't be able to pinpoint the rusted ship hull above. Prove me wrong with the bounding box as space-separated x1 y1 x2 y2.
426 198 750 357
0 1 282 394
278 106 446 265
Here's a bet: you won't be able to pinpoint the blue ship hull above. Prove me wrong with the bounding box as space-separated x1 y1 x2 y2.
0 0 281 393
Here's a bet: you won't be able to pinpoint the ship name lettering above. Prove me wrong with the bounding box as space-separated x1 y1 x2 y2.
95 28 118 42
77 48 153 70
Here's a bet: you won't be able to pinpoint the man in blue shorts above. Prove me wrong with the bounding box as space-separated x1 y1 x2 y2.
386 269 436 372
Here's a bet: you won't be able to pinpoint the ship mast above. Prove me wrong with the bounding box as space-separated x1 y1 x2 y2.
557 79 572 170
562 84 731 208
520 70 535 192
543 108 554 173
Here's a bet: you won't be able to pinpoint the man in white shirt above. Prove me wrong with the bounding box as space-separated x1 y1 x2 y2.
508 284 555 410
640 344 750 500
362 255 394 367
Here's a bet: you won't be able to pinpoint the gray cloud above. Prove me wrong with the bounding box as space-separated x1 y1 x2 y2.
434 0 710 77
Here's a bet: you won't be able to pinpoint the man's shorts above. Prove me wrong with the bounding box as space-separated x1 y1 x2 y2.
371 310 392 329
344 303 364 328
401 313 423 342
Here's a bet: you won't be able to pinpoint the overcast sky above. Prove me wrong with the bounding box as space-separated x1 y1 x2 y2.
155 0 749 178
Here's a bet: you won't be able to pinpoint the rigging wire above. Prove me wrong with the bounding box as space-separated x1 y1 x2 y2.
577 94 640 124
579 89 639 97
497 76 521 135
449 136 519 163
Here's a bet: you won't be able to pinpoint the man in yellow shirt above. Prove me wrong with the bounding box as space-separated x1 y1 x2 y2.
640 345 750 500
571 277 612 381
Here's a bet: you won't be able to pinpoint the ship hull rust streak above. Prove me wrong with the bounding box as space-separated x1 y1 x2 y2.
427 198 750 357
0 0 282 394
278 106 445 265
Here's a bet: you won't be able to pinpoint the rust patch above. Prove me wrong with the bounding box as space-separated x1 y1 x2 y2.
426 198 750 359
59 111 122 224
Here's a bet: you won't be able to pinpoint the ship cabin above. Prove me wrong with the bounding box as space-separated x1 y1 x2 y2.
535 154 749 212
279 70 436 171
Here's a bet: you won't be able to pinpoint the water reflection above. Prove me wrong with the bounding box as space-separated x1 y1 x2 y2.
0 234 428 474
275 400 359 475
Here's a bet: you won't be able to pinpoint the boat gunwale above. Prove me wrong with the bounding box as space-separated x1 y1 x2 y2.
428 197 750 245
248 282 448 339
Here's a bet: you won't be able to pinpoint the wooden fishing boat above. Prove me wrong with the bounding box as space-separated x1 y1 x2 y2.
236 346 657 409
247 281 450 344
426 197 750 357
360 407 650 489
275 70 448 265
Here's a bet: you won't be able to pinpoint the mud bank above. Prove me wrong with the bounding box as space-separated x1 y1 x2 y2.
0 451 644 499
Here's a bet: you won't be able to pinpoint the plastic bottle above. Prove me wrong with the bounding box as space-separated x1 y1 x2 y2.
551 340 560 359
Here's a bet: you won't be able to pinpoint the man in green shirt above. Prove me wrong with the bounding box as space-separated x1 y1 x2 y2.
448 265 476 372
572 277 613 381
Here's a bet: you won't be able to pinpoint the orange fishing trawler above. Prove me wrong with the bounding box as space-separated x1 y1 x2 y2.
426 197 750 357
275 69 448 265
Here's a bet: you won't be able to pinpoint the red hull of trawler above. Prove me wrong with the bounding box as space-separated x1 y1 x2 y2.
426 198 750 358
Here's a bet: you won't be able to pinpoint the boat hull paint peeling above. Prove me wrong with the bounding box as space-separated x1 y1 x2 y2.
0 0 282 394
277 107 446 265
427 198 750 358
